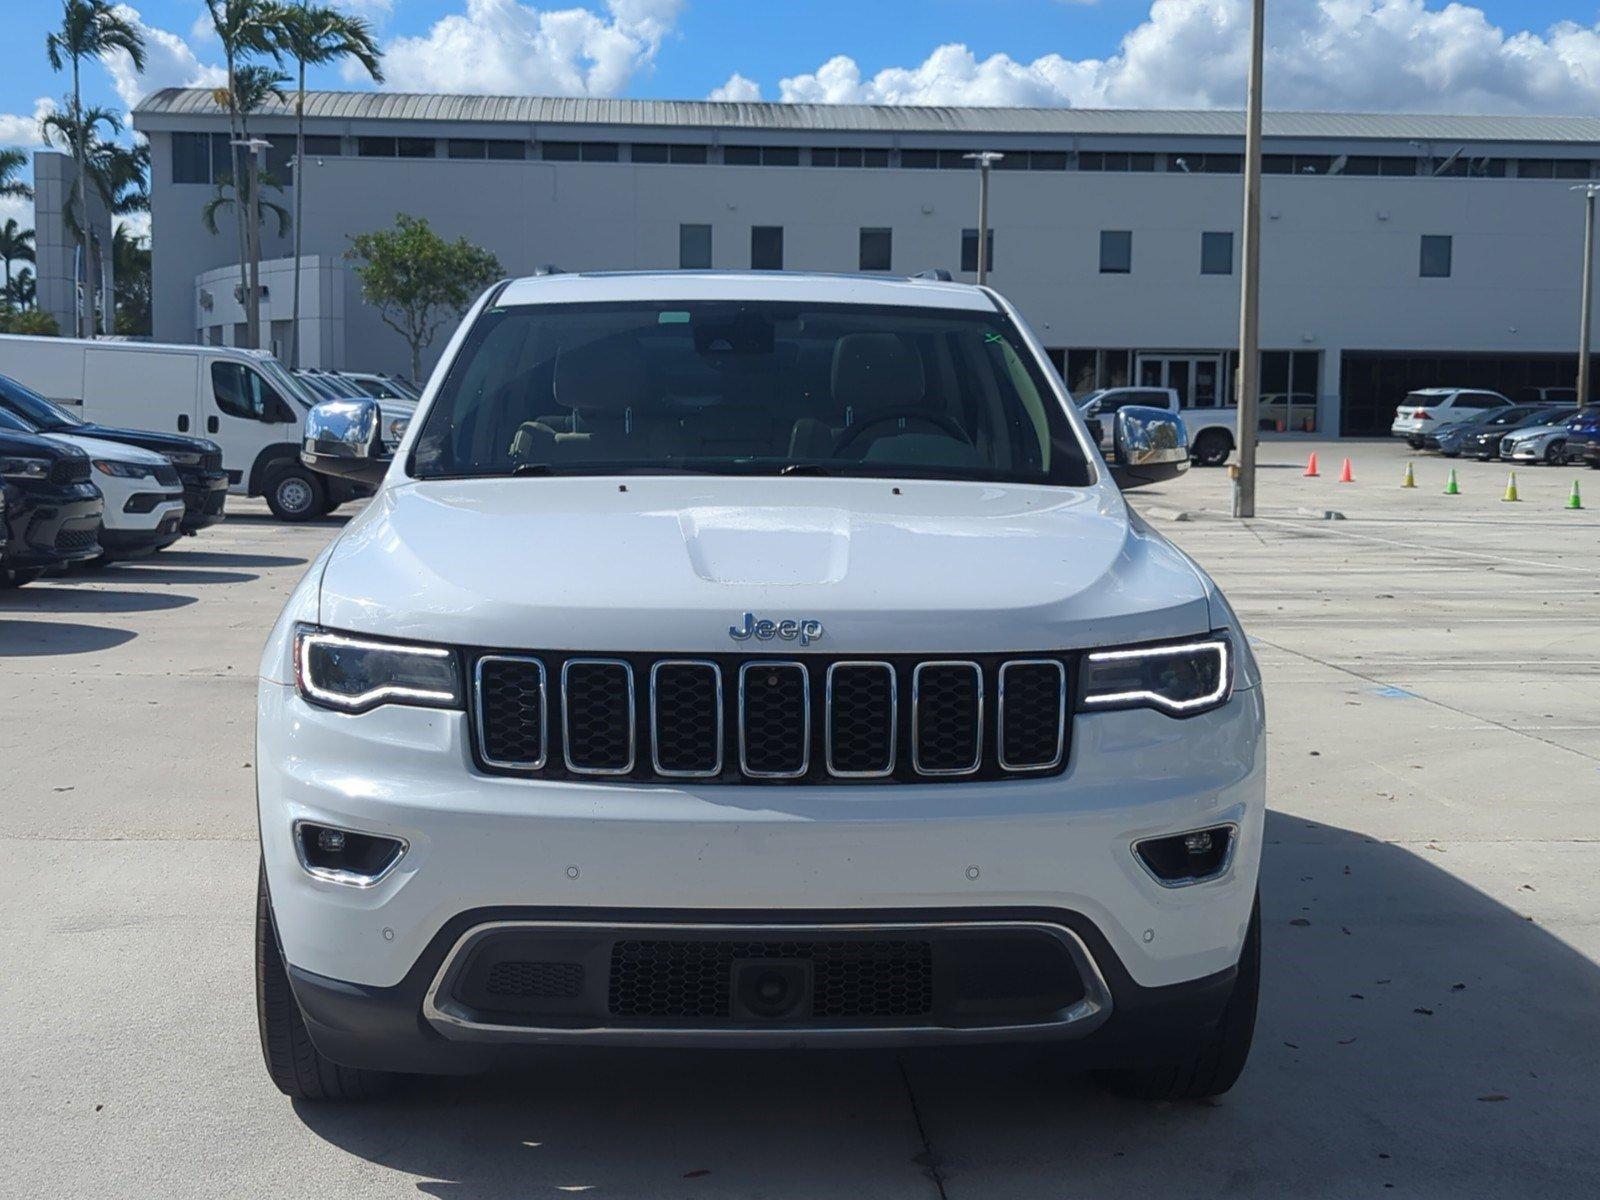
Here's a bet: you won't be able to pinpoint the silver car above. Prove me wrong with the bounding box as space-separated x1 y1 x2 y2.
1500 412 1585 465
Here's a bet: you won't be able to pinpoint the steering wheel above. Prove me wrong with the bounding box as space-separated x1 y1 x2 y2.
832 407 972 457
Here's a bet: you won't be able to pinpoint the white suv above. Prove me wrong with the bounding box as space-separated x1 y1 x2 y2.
256 272 1265 1103
1390 388 1510 447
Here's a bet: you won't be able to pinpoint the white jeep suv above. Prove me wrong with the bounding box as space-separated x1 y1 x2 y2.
256 271 1265 1103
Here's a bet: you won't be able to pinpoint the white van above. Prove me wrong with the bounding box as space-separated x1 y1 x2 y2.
0 334 397 520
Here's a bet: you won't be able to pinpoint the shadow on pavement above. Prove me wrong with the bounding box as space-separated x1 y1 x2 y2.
291 812 1600 1199
81 565 259 586
152 549 309 569
224 513 351 529
0 586 198 615
0 620 138 656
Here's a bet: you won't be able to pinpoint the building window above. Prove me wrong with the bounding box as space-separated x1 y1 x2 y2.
859 227 892 272
1167 154 1241 175
1076 151 1156 173
751 225 784 270
1420 235 1453 278
724 145 799 166
172 132 211 183
1263 154 1333 175
901 149 939 169
302 135 342 157
812 147 889 168
396 138 436 158
1343 156 1416 177
1100 230 1132 274
960 228 994 273
447 138 526 160
1518 158 1592 180
1201 231 1234 275
541 141 618 162
357 137 396 157
680 223 712 269
633 143 709 164
265 138 294 185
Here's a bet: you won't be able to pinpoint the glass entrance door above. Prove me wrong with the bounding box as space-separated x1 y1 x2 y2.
1136 354 1226 408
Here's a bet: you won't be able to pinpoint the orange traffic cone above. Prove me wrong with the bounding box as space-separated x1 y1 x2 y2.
1338 457 1354 483
1304 452 1320 477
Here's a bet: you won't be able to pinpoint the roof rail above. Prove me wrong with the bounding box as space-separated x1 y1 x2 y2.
533 264 564 276
911 269 953 282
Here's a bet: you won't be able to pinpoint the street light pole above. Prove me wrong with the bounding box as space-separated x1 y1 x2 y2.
1234 0 1266 519
1575 184 1598 408
964 151 1004 284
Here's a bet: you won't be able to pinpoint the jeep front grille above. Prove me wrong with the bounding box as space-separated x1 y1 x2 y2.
471 651 1072 784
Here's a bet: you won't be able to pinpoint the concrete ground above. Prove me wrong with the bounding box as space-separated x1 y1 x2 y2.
2 439 1597 1199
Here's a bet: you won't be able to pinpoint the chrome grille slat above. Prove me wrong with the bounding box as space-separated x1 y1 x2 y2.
475 655 548 769
997 659 1067 771
561 659 637 775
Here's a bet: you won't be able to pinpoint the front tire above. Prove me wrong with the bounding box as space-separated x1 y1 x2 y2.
1 567 45 588
256 862 393 1100
265 467 327 522
1095 893 1260 1102
1192 429 1233 468
1545 440 1566 465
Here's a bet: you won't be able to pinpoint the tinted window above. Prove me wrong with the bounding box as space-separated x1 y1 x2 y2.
1201 231 1234 275
960 229 993 273
172 132 211 183
303 135 342 156
0 374 83 428
679 224 712 269
751 226 783 270
411 301 1091 486
211 362 283 421
1100 231 1132 274
1420 235 1453 278
859 228 892 272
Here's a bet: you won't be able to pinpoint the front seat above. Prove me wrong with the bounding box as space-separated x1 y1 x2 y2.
545 336 655 456
826 332 928 457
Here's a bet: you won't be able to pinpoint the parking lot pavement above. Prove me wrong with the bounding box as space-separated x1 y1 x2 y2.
2 457 1598 1199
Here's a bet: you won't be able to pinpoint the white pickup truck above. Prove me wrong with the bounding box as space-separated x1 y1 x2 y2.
1077 386 1240 467
256 270 1265 1105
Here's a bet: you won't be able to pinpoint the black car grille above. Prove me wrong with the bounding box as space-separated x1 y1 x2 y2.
201 450 223 471
50 458 91 485
472 651 1073 784
152 464 181 487
485 961 584 999
608 938 934 1020
54 526 99 553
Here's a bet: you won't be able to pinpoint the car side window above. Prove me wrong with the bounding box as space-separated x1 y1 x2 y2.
212 361 283 422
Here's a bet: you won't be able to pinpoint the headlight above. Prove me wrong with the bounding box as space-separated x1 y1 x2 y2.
1082 634 1232 717
294 625 463 713
166 451 202 466
0 455 51 480
388 417 410 442
93 459 152 479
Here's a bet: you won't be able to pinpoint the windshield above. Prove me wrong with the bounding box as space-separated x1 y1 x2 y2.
256 357 313 409
0 405 37 433
0 374 85 429
412 301 1090 485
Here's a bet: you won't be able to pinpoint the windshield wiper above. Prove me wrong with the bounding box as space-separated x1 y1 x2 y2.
776 462 835 476
510 462 552 476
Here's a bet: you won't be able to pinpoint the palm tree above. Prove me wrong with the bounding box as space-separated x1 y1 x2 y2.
270 2 382 368
0 148 33 201
9 267 37 310
202 170 291 266
205 0 281 349
111 221 151 334
0 219 36 309
46 0 145 337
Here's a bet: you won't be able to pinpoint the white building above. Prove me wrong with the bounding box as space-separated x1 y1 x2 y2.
131 90 1600 436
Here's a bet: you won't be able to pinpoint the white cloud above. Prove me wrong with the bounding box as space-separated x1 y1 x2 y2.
106 6 226 115
708 72 761 102
0 193 32 233
380 0 683 95
772 1 1600 114
0 98 56 149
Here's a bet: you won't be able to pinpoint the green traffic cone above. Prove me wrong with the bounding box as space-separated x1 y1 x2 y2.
1568 480 1584 510
1444 468 1460 496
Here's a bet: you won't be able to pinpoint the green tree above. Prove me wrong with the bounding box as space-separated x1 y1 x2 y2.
8 267 37 310
0 148 33 201
205 0 281 349
345 214 502 381
46 0 145 336
270 2 382 368
111 222 150 335
0 219 35 310
0 307 60 335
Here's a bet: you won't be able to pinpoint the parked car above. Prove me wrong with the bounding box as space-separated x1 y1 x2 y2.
0 372 227 534
0 425 104 586
257 270 1262 1104
1390 388 1512 448
0 334 408 521
0 405 184 559
338 371 420 403
1077 386 1239 466
1499 410 1589 464
1566 407 1600 467
297 370 415 445
1432 404 1574 458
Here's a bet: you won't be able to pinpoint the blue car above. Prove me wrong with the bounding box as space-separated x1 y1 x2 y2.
1569 407 1600 468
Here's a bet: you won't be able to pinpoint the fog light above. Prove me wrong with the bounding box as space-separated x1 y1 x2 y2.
1134 825 1235 887
294 821 406 887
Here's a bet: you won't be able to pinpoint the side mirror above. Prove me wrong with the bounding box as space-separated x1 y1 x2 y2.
301 398 390 486
1110 406 1189 490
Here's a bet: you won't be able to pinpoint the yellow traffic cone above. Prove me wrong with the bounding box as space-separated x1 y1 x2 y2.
1401 461 1416 488
1501 471 1520 502
1568 480 1584 510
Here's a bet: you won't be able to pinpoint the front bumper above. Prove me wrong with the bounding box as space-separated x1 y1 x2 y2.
179 469 229 531
258 680 1265 1062
1 484 104 567
100 497 186 554
1502 441 1550 462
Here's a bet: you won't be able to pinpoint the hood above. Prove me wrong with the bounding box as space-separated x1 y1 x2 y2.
317 477 1212 654
42 432 171 465
77 423 217 457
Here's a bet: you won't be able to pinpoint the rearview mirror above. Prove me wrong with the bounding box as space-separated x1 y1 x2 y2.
301 398 390 486
1110 406 1189 490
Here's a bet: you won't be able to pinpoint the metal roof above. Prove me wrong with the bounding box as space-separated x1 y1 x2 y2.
132 88 1600 144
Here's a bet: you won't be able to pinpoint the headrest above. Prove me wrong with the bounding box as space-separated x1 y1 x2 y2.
830 333 925 413
553 338 651 412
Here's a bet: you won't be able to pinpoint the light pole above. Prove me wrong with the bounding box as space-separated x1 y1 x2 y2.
1233 0 1265 519
964 151 1004 284
1575 183 1598 408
